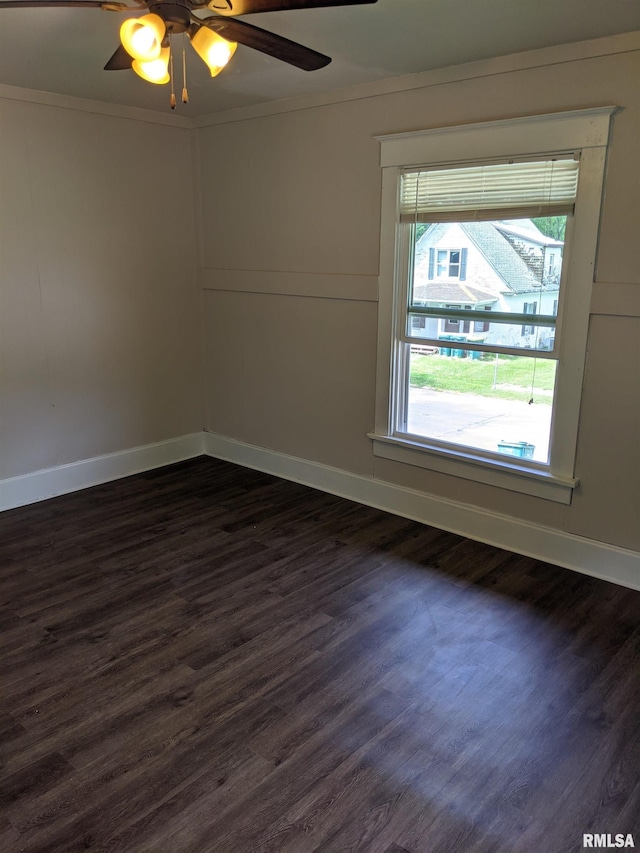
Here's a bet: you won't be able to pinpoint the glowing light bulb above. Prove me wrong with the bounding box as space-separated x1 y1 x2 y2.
131 27 157 56
190 28 237 77
132 47 170 84
208 41 232 67
120 14 166 62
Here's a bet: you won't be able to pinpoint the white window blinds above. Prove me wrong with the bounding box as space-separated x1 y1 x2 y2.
400 157 580 223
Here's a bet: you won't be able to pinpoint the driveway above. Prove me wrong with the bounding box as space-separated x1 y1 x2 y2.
407 386 552 463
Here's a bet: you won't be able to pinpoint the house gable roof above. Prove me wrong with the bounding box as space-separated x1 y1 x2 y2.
496 219 563 247
461 221 543 294
414 220 560 296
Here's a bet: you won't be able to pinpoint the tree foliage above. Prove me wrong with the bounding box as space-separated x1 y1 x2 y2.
532 216 566 241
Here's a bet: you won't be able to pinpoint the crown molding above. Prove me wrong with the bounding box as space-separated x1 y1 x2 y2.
0 83 192 128
1 31 638 129
193 30 640 129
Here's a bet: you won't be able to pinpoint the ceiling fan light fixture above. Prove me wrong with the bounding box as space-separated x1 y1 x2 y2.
132 46 170 84
190 28 237 77
120 13 166 62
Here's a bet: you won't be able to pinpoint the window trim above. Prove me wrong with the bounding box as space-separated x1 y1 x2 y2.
371 107 616 503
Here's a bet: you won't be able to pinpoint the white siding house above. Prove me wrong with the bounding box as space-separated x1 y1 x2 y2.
412 219 563 350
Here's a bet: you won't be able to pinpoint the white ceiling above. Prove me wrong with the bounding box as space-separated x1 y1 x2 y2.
1 0 639 117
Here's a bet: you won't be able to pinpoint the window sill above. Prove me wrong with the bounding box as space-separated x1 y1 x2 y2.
368 433 577 504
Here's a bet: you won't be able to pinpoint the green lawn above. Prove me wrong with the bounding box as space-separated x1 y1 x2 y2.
409 351 556 404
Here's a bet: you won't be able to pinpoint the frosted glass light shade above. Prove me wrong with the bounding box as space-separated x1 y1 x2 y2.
190 28 237 77
120 14 166 62
132 47 170 84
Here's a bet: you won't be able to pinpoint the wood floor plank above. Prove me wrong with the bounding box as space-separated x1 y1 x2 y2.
1 456 638 852
13 700 282 852
184 687 413 853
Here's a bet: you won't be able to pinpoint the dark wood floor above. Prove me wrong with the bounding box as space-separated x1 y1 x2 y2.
1 456 638 853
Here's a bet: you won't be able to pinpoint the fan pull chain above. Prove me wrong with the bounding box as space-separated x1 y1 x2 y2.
182 39 189 104
169 33 176 110
529 357 538 405
529 324 543 404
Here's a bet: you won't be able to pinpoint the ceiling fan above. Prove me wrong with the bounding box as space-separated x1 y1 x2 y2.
0 0 379 107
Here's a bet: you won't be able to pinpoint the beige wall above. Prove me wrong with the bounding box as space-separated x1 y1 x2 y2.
1 40 636 556
198 46 640 552
0 100 202 479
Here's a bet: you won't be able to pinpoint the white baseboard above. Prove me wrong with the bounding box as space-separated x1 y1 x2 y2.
2 429 637 591
203 431 640 592
0 433 205 512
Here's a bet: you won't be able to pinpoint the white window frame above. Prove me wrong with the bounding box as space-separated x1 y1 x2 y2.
370 107 616 504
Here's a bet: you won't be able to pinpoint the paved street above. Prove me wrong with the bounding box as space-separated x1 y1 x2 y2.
407 387 552 463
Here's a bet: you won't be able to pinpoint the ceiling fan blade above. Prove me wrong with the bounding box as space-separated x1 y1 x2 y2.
208 0 377 15
104 44 133 70
0 1 129 7
200 16 330 70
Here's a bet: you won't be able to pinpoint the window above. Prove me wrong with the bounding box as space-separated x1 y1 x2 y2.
474 306 492 333
371 108 614 503
444 304 471 333
432 248 467 279
522 302 538 336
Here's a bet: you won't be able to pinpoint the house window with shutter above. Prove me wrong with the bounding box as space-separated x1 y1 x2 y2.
371 108 614 503
444 305 472 333
474 306 492 333
430 248 468 279
522 302 538 336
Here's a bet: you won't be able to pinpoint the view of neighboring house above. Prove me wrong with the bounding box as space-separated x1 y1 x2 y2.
411 219 563 350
